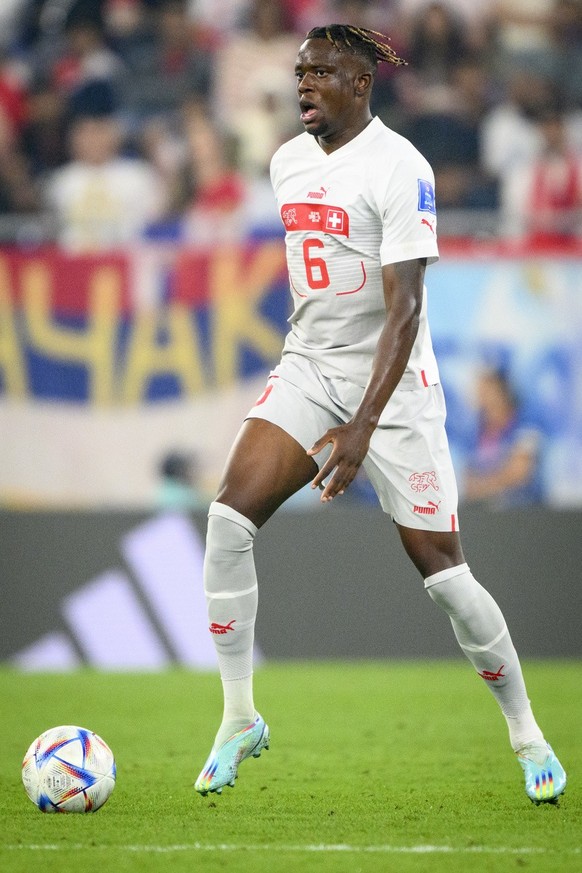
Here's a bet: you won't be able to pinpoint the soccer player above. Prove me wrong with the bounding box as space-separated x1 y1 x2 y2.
195 24 566 804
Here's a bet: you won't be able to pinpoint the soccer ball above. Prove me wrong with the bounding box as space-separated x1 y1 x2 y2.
22 725 116 813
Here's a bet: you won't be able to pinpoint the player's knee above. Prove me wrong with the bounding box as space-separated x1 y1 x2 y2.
204 501 258 592
397 526 465 579
207 501 257 550
424 563 475 608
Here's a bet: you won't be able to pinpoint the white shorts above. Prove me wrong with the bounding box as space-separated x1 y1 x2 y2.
246 354 459 532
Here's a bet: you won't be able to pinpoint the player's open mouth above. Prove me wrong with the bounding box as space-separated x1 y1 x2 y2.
299 101 318 123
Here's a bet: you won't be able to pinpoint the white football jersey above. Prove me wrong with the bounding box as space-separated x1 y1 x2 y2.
270 116 440 389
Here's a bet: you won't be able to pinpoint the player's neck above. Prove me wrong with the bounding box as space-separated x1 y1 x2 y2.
316 114 374 155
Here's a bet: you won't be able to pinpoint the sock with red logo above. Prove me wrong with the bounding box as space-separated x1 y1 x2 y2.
424 563 544 751
204 501 258 749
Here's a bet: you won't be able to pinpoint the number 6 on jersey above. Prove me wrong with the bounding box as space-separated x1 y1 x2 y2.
303 238 330 289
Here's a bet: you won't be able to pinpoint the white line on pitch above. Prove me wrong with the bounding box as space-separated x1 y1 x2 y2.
4 844 581 855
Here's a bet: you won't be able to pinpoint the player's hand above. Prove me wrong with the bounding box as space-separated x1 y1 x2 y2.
307 421 372 502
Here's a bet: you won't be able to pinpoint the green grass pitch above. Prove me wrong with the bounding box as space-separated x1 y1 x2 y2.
0 661 580 873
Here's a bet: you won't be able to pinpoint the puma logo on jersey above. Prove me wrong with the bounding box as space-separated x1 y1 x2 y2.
307 185 329 199
421 217 435 234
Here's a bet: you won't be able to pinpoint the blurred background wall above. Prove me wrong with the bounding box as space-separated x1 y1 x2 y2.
1 0 582 665
2 508 581 666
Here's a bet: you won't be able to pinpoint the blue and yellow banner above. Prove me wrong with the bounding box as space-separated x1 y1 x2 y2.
1 238 582 508
0 241 289 404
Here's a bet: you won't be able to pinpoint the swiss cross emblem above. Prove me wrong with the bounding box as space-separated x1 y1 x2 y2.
326 210 344 232
280 203 349 237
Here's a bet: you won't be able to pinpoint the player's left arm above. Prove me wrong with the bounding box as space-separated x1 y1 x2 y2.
308 257 426 501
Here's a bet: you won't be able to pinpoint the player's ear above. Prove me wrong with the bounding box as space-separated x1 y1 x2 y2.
354 71 373 98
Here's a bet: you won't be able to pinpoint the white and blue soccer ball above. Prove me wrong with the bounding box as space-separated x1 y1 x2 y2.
22 725 116 813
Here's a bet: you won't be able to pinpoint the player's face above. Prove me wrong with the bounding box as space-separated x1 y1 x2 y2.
295 38 372 152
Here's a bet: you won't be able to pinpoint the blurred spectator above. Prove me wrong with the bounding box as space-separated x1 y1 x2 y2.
462 369 544 508
490 1 582 105
452 54 494 126
105 2 164 76
230 67 300 179
500 105 582 242
156 450 211 511
139 114 186 201
43 88 165 251
397 0 497 51
212 0 299 140
480 71 553 181
0 54 37 220
283 0 334 35
171 103 248 245
394 3 496 211
331 0 391 31
50 14 123 97
186 0 252 44
405 109 478 170
0 1 28 50
104 0 147 49
0 0 579 242
0 101 39 216
21 78 69 175
401 65 498 210
0 53 28 139
492 0 556 75
545 0 582 110
406 2 470 88
119 0 212 128
14 1 107 74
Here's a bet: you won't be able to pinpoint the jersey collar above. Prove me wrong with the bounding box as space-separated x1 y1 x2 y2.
308 116 382 160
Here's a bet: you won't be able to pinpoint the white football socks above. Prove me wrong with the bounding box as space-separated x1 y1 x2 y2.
424 563 544 751
204 501 258 748
204 511 545 754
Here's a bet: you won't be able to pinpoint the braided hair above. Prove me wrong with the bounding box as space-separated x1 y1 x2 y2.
305 25 407 71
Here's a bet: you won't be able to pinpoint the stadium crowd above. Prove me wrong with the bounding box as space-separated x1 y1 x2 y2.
1 0 582 248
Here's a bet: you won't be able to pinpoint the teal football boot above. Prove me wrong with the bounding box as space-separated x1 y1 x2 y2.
195 714 269 795
516 742 566 804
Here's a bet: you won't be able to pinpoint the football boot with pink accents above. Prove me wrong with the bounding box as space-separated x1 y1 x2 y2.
516 742 566 804
195 714 269 796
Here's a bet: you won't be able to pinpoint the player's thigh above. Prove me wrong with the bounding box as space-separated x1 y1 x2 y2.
395 526 465 579
217 373 338 527
216 418 317 528
363 384 460 533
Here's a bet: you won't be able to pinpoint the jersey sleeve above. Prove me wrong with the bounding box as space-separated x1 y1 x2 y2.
376 153 439 267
